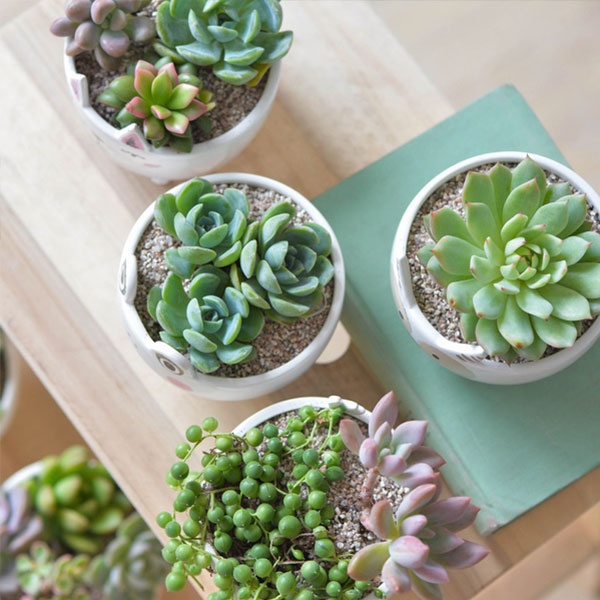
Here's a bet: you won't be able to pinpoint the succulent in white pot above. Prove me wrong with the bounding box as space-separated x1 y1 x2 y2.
51 0 292 184
155 391 489 600
118 173 345 401
391 151 600 385
1 446 167 600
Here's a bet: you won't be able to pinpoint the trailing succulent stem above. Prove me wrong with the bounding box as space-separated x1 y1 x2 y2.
148 178 334 372
154 0 293 85
157 393 488 600
418 156 600 361
98 57 215 152
50 0 156 70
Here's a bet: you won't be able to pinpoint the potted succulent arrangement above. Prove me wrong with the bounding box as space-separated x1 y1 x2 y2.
0 445 167 599
155 391 489 600
0 329 20 439
118 172 345 400
391 152 600 384
49 0 293 183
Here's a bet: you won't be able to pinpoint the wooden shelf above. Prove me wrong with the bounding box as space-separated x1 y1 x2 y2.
1 1 597 598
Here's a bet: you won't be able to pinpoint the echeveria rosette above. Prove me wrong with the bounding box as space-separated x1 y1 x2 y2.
348 484 489 600
148 268 265 373
98 59 215 153
417 156 600 362
154 0 293 85
50 0 155 70
230 201 335 322
23 446 133 557
153 178 250 278
340 392 444 503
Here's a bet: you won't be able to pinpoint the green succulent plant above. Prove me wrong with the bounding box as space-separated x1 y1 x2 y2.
147 178 335 371
16 541 96 600
23 446 133 556
98 58 215 152
148 268 265 373
88 513 168 600
0 487 44 598
153 178 250 275
50 0 156 70
232 201 335 321
154 0 293 85
417 156 600 361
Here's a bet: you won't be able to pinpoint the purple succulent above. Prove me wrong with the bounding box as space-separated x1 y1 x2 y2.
348 483 489 600
340 391 444 496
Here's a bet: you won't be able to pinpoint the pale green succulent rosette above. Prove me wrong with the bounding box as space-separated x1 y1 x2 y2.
148 268 265 373
154 0 293 85
231 201 335 323
418 156 600 362
154 178 251 277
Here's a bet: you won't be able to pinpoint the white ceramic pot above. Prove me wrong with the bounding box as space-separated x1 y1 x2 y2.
233 395 369 436
118 173 346 400
390 151 600 385
0 331 20 439
64 51 281 184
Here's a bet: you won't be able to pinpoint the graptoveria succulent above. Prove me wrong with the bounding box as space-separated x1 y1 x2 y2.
153 178 250 275
98 59 215 152
154 0 293 85
417 156 600 361
340 392 444 512
348 484 489 600
148 268 265 373
50 0 156 70
231 202 335 321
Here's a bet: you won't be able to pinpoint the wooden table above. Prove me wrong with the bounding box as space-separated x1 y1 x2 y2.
1 2 598 599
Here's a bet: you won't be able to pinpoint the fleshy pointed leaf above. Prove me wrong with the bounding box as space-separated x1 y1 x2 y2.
529 199 569 235
368 500 399 539
466 202 500 247
502 178 541 223
436 541 489 569
339 419 366 453
433 236 483 276
532 315 578 348
358 438 378 470
475 318 510 357
538 284 591 321
369 391 398 436
497 295 534 349
396 484 438 520
560 263 600 298
347 542 390 581
413 560 450 585
473 283 507 319
446 279 484 312
515 287 553 319
428 207 470 242
389 536 429 569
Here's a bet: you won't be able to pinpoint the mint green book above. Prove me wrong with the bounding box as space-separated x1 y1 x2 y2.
313 85 600 535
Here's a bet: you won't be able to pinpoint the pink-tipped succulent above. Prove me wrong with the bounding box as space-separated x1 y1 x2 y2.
340 391 445 511
50 0 156 70
98 58 215 152
348 483 489 600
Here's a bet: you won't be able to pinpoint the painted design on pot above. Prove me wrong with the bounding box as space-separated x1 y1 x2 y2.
417 156 600 362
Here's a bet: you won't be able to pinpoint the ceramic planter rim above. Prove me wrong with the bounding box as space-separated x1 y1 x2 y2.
119 173 346 399
230 395 380 600
64 49 282 158
390 151 600 384
0 332 20 439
